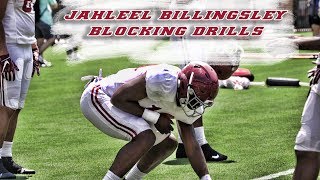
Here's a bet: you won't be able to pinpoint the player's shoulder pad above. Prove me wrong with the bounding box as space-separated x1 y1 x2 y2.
145 64 180 102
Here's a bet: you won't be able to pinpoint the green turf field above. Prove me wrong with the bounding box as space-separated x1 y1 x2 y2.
13 48 315 179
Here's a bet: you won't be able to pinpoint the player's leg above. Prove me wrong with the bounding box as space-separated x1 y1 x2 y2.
2 44 35 175
176 116 228 161
293 151 320 180
2 111 36 174
0 106 16 179
125 135 177 180
0 44 31 179
80 86 157 179
107 130 156 179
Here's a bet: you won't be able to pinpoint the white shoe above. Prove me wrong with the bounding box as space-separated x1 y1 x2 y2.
41 59 52 67
67 52 83 61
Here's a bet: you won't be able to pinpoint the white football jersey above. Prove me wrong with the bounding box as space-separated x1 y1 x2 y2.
98 64 201 125
3 0 36 44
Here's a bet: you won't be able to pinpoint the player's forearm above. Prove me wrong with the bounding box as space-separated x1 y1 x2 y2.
0 23 8 55
185 140 209 178
178 122 209 178
0 0 8 55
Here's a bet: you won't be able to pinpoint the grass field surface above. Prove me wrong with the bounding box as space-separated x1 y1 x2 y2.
12 48 315 179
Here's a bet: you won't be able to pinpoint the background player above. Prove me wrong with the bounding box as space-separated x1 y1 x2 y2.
293 57 320 179
80 62 218 179
0 0 39 178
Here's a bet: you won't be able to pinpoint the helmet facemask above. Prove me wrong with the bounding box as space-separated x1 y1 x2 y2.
179 72 214 117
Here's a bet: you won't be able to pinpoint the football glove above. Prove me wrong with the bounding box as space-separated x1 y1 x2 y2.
0 54 19 81
311 67 320 85
308 66 317 79
32 48 40 77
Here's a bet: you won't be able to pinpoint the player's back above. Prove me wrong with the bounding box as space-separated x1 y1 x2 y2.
98 64 179 98
3 0 36 44
94 64 200 124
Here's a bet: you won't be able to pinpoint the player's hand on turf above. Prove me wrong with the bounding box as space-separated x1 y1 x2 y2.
155 113 174 134
32 48 40 77
0 54 19 81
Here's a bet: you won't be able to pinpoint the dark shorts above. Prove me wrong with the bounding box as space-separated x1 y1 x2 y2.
309 15 320 26
35 20 54 39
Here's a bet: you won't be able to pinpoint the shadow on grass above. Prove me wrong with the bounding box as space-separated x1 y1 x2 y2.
16 175 32 179
163 158 237 165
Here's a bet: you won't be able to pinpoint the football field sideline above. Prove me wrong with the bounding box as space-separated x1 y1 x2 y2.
252 168 294 180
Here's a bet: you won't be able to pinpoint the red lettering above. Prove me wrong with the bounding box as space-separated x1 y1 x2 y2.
76 11 91 20
127 27 139 36
104 11 116 20
180 11 191 20
252 26 264 36
192 27 206 36
159 10 173 20
64 10 78 20
227 11 239 20
239 10 251 20
141 10 152 20
205 27 219 36
118 11 130 20
226 27 237 36
101 27 112 36
160 27 175 36
175 27 187 36
140 27 153 36
251 10 261 20
275 10 288 20
219 26 228 35
88 26 102 36
115 27 127 36
91 11 106 20
239 27 250 36
211 11 227 20
129 10 142 20
263 10 276 20
192 11 203 20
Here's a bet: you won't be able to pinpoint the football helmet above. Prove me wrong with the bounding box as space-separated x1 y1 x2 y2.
210 65 239 80
178 61 219 117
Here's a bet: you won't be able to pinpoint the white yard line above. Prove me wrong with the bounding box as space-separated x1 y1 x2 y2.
252 169 294 180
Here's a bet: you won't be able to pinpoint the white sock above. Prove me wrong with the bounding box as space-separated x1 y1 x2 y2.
0 149 2 159
103 170 121 180
125 164 146 180
2 141 13 157
194 127 208 146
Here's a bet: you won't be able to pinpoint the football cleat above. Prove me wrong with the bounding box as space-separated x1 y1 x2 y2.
201 144 228 162
0 159 15 179
2 157 36 174
176 143 228 162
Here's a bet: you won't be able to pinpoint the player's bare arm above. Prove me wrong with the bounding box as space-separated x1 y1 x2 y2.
0 0 9 55
32 43 40 77
178 120 209 178
0 0 18 81
111 74 174 134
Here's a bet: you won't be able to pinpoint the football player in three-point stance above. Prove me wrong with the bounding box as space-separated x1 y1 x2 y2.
0 0 39 178
80 62 219 179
